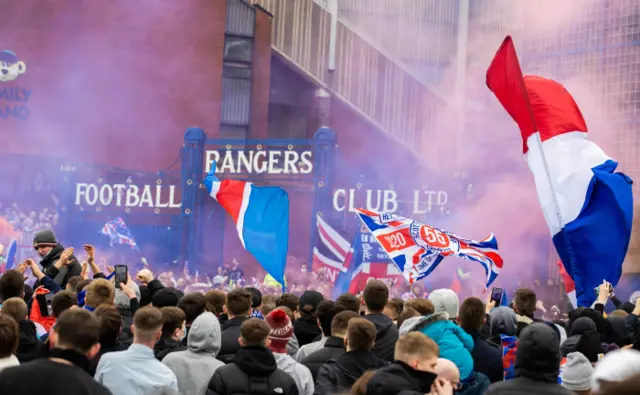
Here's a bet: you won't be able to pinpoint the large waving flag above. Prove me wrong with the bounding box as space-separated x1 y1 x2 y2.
356 209 503 288
204 162 289 288
486 36 633 306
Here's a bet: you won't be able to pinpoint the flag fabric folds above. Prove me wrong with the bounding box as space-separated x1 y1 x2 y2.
557 259 578 308
332 230 401 299
312 215 350 284
486 36 634 307
355 208 503 289
204 164 289 288
100 217 138 250
6 240 17 270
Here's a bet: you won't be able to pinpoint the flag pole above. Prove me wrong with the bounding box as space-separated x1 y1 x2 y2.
507 38 578 296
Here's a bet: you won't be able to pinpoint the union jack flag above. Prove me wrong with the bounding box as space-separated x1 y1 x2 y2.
100 217 138 250
355 208 503 289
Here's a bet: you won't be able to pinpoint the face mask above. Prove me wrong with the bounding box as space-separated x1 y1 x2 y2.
179 324 187 342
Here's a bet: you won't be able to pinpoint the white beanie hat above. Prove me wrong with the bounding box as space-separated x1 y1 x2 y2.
592 349 640 393
562 352 593 391
428 289 459 318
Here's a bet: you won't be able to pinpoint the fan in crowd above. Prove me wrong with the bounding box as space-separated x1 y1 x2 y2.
0 229 640 395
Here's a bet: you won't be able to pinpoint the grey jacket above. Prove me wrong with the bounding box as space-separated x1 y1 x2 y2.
274 352 314 395
162 313 224 395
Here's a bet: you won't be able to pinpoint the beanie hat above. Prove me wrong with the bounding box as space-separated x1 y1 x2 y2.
561 352 593 391
265 309 293 353
32 229 58 249
428 289 459 318
592 349 640 393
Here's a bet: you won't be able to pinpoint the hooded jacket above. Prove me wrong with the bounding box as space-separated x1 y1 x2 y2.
154 336 186 361
274 353 314 395
35 244 82 289
294 316 323 348
561 317 603 362
218 316 248 363
413 312 474 380
163 312 225 395
206 345 298 395
366 360 437 395
314 349 388 395
484 323 574 395
301 336 346 380
16 320 41 363
364 313 398 362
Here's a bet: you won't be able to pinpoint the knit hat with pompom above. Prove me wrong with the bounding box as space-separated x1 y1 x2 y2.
265 308 293 353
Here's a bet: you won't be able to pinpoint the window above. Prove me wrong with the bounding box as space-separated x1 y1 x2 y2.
224 36 252 63
223 63 251 79
220 124 248 140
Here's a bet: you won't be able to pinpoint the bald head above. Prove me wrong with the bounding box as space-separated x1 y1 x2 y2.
435 358 460 383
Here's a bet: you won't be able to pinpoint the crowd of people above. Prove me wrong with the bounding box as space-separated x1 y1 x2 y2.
0 229 639 395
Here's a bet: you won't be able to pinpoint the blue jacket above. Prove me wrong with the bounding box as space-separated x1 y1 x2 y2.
416 312 475 380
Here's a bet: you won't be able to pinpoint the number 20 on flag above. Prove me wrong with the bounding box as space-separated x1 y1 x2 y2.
380 229 413 252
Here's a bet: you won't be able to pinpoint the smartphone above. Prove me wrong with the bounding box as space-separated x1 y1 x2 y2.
594 286 600 296
490 287 504 306
37 293 54 317
115 265 128 289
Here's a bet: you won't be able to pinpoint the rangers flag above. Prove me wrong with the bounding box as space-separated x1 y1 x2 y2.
355 208 503 289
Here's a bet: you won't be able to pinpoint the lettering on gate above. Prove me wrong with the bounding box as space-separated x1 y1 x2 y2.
332 188 450 215
75 183 181 209
204 149 313 175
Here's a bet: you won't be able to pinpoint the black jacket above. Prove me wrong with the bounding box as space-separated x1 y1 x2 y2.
16 320 41 363
207 345 298 395
153 337 186 360
314 349 388 395
364 313 398 362
35 244 82 289
294 316 323 347
0 349 112 395
301 336 345 380
218 316 249 363
366 361 437 395
485 323 574 395
139 279 165 306
468 331 504 383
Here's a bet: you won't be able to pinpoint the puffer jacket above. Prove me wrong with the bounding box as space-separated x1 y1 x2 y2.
366 360 437 395
413 312 474 380
206 345 298 395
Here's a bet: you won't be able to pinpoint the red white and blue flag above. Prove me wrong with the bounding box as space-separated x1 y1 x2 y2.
204 162 289 288
487 36 633 306
355 208 503 289
100 217 138 250
312 214 350 284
